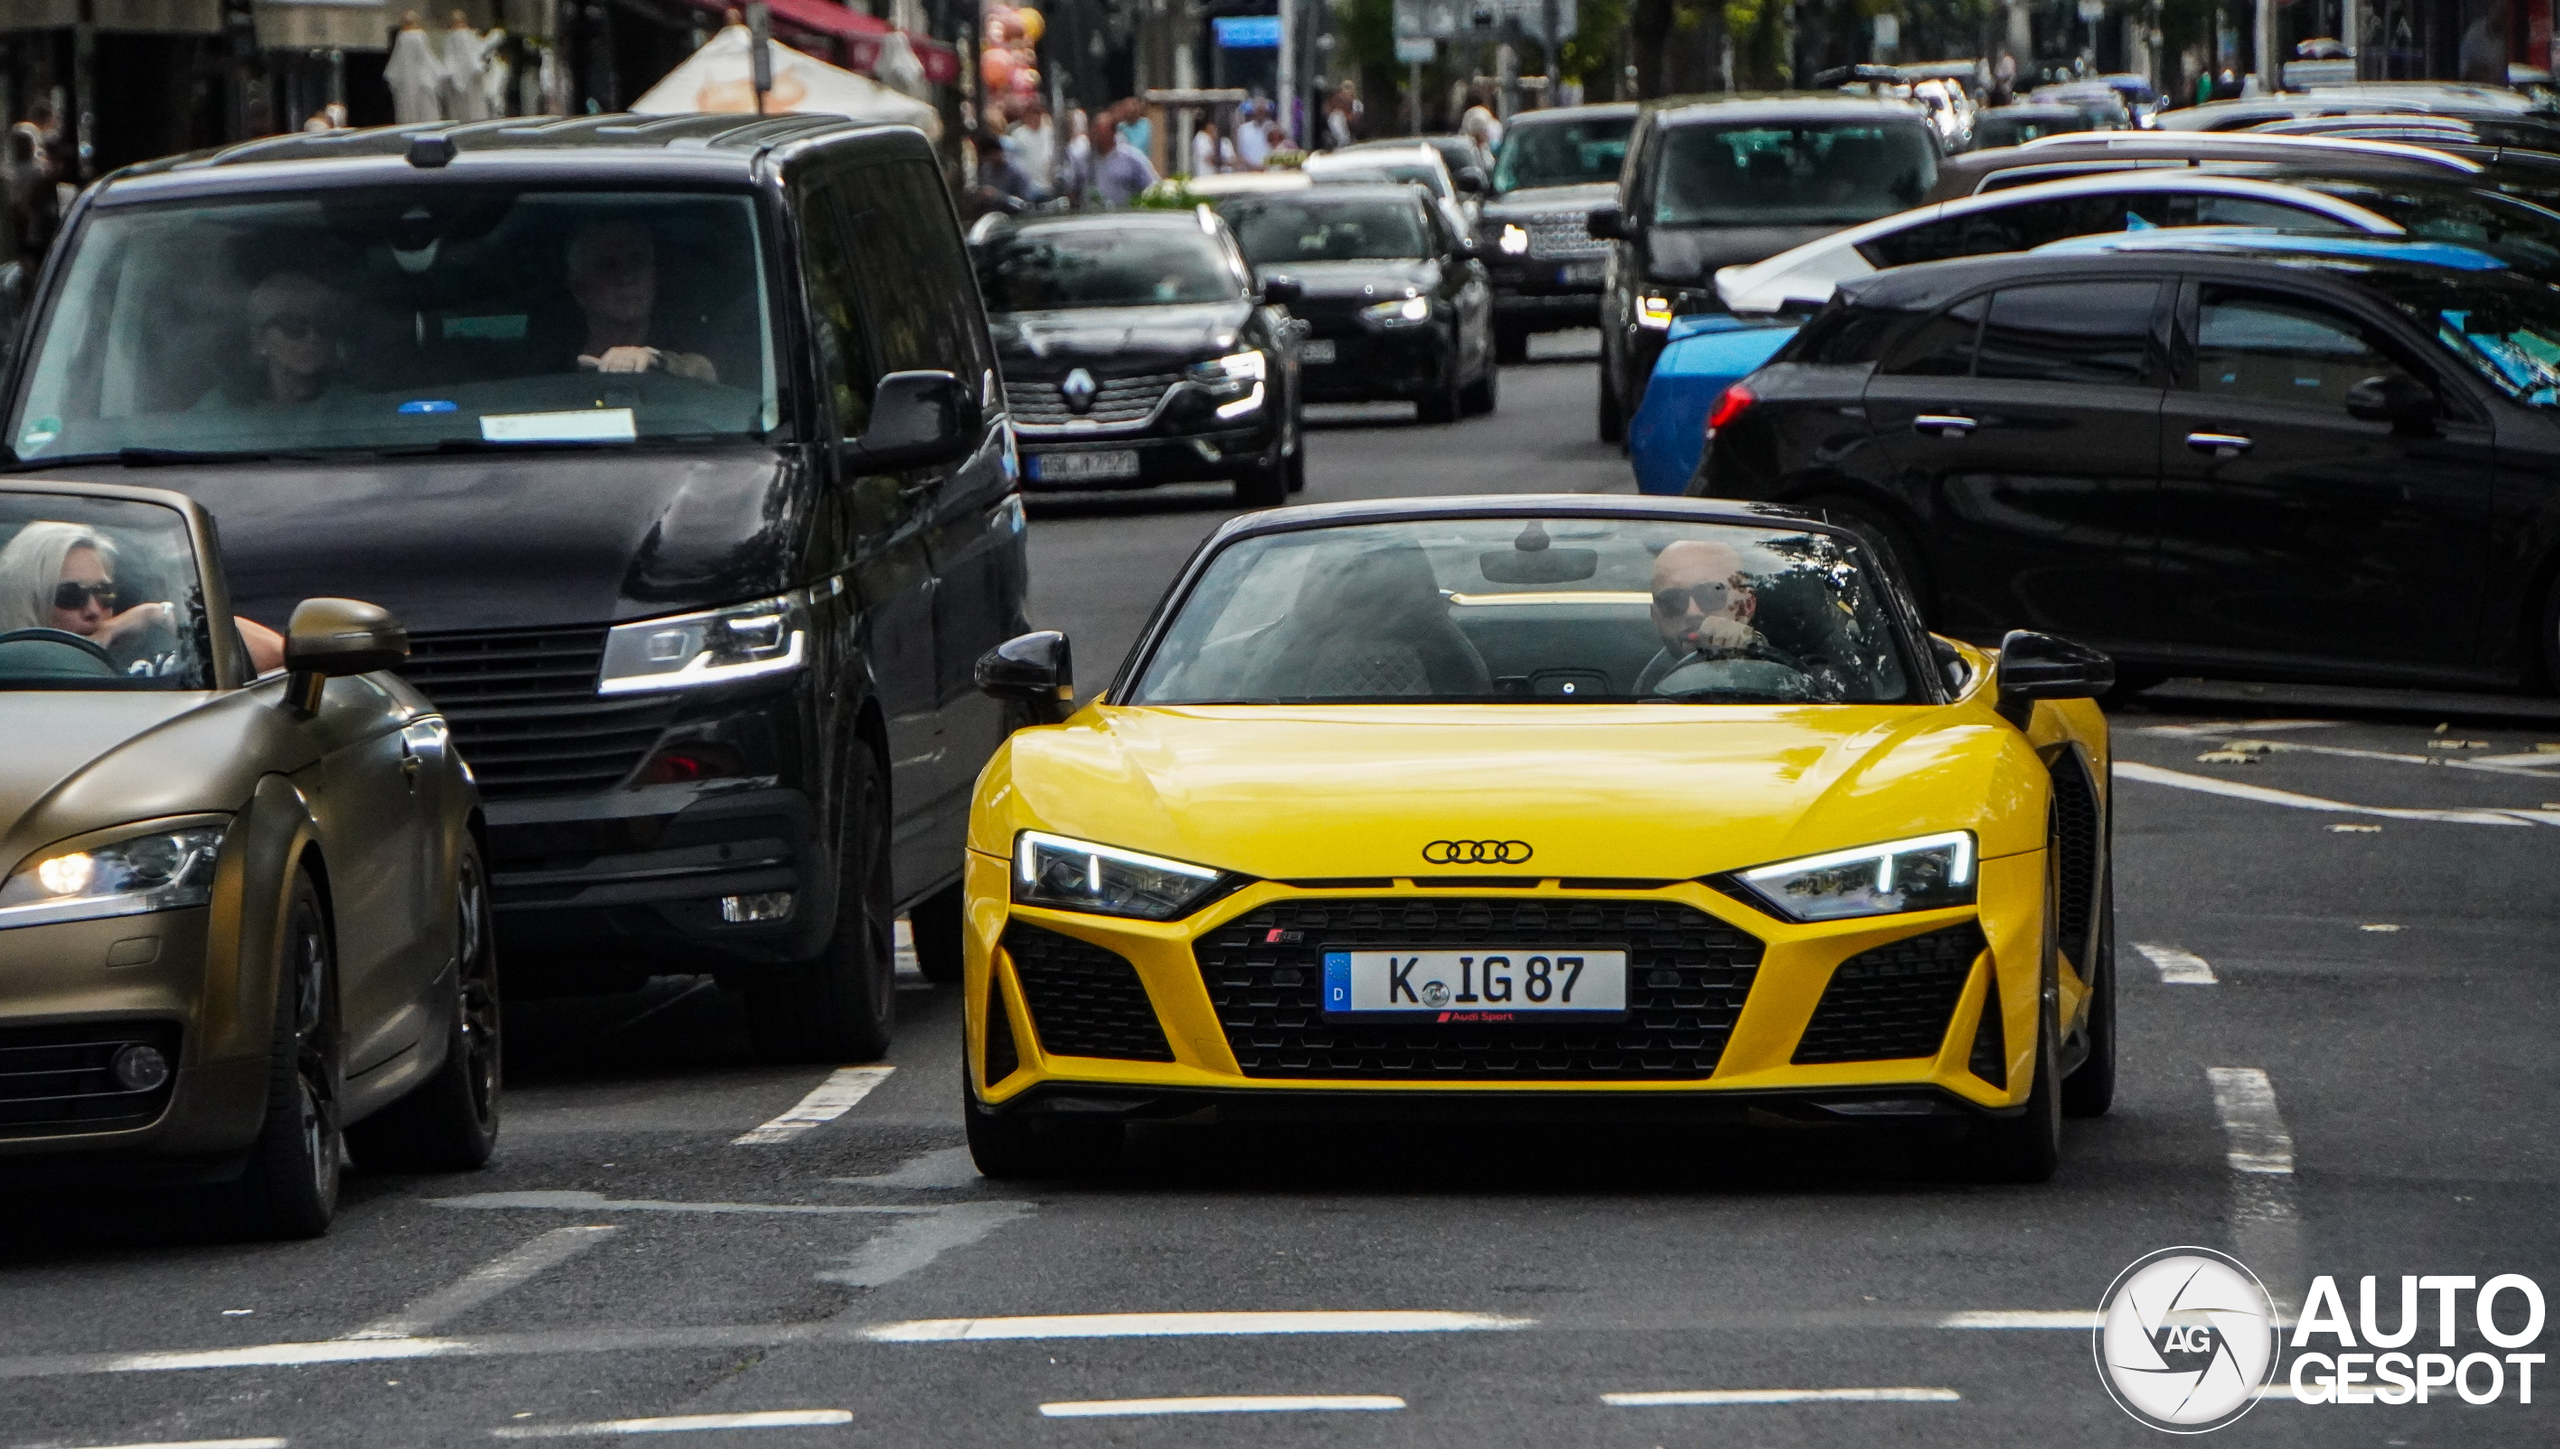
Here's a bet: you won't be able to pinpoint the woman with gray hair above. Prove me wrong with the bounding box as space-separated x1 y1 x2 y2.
0 520 285 672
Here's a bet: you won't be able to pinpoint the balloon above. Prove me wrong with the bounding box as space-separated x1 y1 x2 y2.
983 6 1015 44
980 48 1014 89
1012 6 1043 44
1011 66 1039 93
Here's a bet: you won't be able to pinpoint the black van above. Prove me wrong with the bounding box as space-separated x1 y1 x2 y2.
1588 97 1938 442
0 116 1025 1062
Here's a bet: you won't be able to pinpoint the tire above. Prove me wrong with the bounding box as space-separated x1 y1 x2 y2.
1801 494 1934 624
1416 361 1462 425
348 845 502 1173
2061 877 2117 1120
963 1066 1122 1180
906 879 965 987
1964 848 2064 1184
746 748 895 1063
1460 359 1498 416
1494 325 1529 365
223 871 343 1239
1233 454 1288 507
1596 363 1625 443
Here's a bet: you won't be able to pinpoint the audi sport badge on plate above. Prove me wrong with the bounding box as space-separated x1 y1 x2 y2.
1322 950 1628 1021
1030 449 1140 482
1300 339 1337 364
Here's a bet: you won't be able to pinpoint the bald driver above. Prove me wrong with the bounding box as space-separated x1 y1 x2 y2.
1633 538 1772 694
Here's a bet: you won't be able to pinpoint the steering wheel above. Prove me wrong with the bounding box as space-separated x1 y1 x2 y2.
1652 651 1816 703
0 627 121 676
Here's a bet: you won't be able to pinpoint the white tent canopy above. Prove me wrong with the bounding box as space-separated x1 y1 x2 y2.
631 24 940 138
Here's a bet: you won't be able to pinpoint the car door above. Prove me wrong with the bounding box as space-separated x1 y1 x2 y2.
1861 276 2170 646
306 676 433 1075
2153 279 2495 671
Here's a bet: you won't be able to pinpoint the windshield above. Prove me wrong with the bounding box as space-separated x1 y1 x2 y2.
973 226 1241 311
1492 114 1635 193
12 188 778 463
1129 518 1916 705
1218 197 1430 265
0 492 212 690
2297 180 2560 277
1652 121 1938 227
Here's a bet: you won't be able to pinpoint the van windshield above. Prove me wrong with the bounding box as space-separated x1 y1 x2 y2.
10 188 780 463
1492 115 1635 193
1652 120 1937 227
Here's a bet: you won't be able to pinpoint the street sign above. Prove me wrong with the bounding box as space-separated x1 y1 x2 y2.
1394 35 1435 63
1396 0 1571 40
1215 15 1283 49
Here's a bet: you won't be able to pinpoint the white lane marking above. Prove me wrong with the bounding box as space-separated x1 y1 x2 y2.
2472 751 2560 769
818 1201 1034 1289
1039 1396 1404 1418
342 1226 619 1341
429 1190 930 1217
1603 1387 1960 1406
1937 1310 2097 1329
2220 738 2560 779
2136 720 2342 738
2134 943 2218 985
864 1310 1533 1342
732 1066 896 1145
2206 1068 2296 1175
2115 760 2545 826
491 1411 853 1439
55 1441 288 1449
832 1146 980 1191
104 1339 463 1372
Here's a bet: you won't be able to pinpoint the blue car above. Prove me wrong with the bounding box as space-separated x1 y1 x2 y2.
1625 314 1801 495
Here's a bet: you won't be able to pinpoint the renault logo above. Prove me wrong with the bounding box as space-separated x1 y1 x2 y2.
1059 368 1098 414
1421 839 1533 865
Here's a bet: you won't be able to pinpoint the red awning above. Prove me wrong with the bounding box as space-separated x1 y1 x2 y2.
761 0 886 39
673 1 955 84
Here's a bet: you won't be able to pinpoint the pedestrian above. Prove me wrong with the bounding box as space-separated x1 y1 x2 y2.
441 10 490 121
1115 101 1152 163
1323 80 1360 150
1233 99 1272 170
1070 101 1158 208
387 12 444 124
1009 96 1058 194
1190 118 1233 177
6 101 60 267
1460 104 1500 167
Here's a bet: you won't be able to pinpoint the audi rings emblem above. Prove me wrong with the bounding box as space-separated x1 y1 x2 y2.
1421 839 1534 865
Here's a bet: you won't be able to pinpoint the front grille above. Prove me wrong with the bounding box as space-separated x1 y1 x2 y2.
0 1023 182 1138
1792 924 1987 1064
1198 898 1762 1080
1526 212 1608 260
2050 753 2101 965
397 628 676 800
1002 922 1175 1062
1005 370 1180 427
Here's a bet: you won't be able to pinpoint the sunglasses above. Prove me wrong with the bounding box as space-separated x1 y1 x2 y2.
1652 581 1737 615
256 314 333 341
53 580 118 610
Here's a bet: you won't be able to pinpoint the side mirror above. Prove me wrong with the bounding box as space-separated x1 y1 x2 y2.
1586 202 1628 241
843 369 973 472
976 629 1074 725
1258 276 1304 306
1993 629 2112 727
1453 165 1487 194
285 597 407 711
2344 373 2439 434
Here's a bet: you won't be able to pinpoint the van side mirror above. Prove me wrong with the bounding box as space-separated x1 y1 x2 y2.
977 629 1074 725
1993 629 2112 727
843 369 973 472
1258 276 1303 306
285 597 407 711
1586 202 1629 241
1453 165 1487 194
2344 373 2439 434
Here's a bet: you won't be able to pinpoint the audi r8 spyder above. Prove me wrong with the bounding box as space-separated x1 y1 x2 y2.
958 496 2117 1182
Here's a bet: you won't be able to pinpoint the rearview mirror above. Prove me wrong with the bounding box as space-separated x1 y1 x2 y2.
843 369 973 472
1993 629 2112 727
2344 374 2439 434
285 597 407 710
1586 202 1629 241
977 630 1074 725
1259 276 1304 306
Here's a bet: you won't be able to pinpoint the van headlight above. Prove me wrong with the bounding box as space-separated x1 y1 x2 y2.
599 592 810 695
1013 830 1232 920
1362 295 1433 327
0 822 227 929
1730 831 1976 922
1498 222 1530 255
1637 293 1676 330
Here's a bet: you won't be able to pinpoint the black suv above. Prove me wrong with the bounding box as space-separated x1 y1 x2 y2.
1697 239 2560 692
2 116 1026 1060
1477 103 1637 364
1590 97 1938 442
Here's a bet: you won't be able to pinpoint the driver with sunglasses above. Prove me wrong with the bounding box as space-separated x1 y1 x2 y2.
0 521 285 674
1633 538 1780 695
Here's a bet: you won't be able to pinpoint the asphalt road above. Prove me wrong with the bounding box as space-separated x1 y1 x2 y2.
6 341 2557 1447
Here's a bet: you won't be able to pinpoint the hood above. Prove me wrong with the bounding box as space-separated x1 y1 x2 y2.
0 693 205 846
1262 259 1443 303
1482 182 1619 220
1642 224 1841 286
19 449 805 635
991 302 1254 379
974 703 2042 881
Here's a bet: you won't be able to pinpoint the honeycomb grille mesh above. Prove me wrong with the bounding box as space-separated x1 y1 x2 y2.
2051 753 2101 965
1792 923 1987 1064
1001 922 1175 1062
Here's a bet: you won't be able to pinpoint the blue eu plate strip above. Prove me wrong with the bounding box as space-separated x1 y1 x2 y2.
1323 951 1351 1012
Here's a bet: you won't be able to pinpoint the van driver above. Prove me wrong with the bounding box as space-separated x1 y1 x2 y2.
564 220 719 383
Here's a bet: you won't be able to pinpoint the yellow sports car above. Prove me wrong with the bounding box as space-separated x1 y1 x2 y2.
961 496 2114 1181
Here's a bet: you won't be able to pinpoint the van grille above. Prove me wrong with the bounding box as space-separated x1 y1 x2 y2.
396 628 674 800
1525 212 1607 260
0 1023 182 1138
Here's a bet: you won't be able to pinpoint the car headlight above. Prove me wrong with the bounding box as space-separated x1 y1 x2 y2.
1637 293 1676 330
599 591 809 696
1013 829 1231 920
1729 831 1976 922
1188 350 1267 387
1362 295 1433 327
0 822 227 929
1498 222 1530 255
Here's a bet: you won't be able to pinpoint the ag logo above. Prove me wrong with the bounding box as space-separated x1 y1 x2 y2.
1420 980 1452 1007
1421 839 1533 865
1059 368 1098 414
2095 1247 2281 1433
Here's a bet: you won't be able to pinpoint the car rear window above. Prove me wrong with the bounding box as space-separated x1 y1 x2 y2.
1651 120 1937 228
1218 197 1431 264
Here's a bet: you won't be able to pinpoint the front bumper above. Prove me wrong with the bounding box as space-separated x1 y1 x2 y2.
1019 424 1278 492
1299 324 1455 403
1489 261 1605 330
962 852 2049 1118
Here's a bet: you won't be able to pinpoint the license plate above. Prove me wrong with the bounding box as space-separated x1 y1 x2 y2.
1030 449 1138 482
1301 338 1338 364
1323 949 1628 1020
1558 261 1604 284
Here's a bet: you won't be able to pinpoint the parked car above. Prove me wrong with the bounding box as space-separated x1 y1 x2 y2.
1965 104 2094 151
971 209 1304 504
1 116 1025 1061
2161 83 2547 134
1695 237 2560 693
1305 144 1480 239
2025 83 2134 132
1926 131 2560 208
1214 183 1497 422
0 478 492 1237
1625 313 1798 494
1340 134 1494 192
2249 111 2560 156
1477 103 1639 363
1588 97 1939 442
